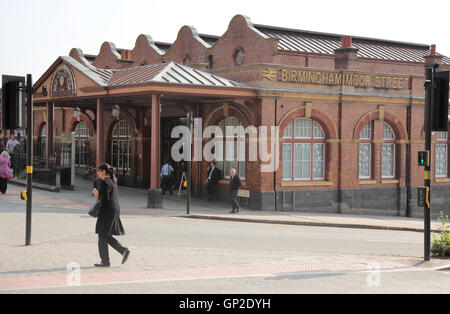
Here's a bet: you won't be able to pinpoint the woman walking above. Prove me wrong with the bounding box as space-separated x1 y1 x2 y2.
0 151 13 194
92 163 130 267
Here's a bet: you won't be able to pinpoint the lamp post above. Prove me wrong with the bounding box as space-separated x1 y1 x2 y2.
112 105 120 120
73 107 81 122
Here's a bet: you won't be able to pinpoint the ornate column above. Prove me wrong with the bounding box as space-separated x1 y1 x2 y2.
96 98 105 165
147 94 163 209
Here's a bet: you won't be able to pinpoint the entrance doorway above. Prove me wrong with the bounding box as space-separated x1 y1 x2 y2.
161 117 185 193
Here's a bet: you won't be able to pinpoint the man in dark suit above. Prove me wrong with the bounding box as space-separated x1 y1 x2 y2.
229 168 242 213
207 161 221 201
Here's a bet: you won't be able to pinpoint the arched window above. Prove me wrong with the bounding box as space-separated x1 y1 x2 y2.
358 120 397 179
74 121 90 167
358 121 372 179
282 118 325 181
234 48 244 66
381 122 396 178
208 55 214 69
39 124 47 158
217 116 245 179
111 120 132 172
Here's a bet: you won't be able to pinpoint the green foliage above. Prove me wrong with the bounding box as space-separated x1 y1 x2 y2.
431 212 450 257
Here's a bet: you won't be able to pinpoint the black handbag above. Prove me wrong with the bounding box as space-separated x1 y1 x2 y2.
89 200 101 218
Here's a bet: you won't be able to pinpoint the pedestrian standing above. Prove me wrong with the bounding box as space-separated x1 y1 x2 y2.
160 160 174 195
5 135 20 156
0 151 13 194
206 161 221 201
92 163 130 267
229 168 242 214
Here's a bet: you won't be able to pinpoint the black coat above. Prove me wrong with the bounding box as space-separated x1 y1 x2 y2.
95 177 125 236
229 175 242 192
208 167 221 185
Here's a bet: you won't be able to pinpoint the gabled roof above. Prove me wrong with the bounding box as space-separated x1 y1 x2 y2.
254 24 450 64
108 62 243 87
61 56 113 86
35 57 247 93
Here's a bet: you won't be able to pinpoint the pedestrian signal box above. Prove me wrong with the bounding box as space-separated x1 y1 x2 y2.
418 150 429 167
417 186 430 208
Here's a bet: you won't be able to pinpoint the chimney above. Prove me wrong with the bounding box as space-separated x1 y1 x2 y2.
334 36 359 70
342 36 352 48
424 44 443 68
121 49 131 60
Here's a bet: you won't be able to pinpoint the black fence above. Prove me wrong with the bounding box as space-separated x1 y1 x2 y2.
12 145 72 189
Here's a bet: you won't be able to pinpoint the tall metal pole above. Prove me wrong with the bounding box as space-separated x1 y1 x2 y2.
25 74 33 246
187 112 193 215
423 65 436 261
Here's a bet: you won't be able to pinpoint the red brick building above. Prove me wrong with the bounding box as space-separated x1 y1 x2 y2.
22 15 450 217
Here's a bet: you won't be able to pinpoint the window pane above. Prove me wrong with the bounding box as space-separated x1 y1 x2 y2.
284 122 293 138
436 144 447 177
294 143 311 179
224 161 231 178
282 144 292 180
313 122 325 139
112 140 118 169
359 143 371 178
239 160 246 179
225 141 235 162
383 122 395 140
75 121 89 137
437 132 448 141
294 118 312 139
360 122 371 140
219 116 245 178
382 144 395 177
313 144 324 179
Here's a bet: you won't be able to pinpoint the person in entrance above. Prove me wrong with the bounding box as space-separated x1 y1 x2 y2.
206 161 221 201
229 168 242 214
160 160 174 195
92 164 130 267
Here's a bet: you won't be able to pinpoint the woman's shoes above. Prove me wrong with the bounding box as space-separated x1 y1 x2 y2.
122 249 130 265
94 263 110 267
94 250 130 267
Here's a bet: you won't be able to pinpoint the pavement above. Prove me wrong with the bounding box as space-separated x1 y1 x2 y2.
0 176 449 294
1 175 443 233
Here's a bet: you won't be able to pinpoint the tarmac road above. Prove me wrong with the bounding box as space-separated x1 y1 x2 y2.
0 182 449 294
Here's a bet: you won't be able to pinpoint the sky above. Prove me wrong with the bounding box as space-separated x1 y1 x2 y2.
1 0 450 81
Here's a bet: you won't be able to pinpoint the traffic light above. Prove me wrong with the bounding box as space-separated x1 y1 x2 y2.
418 150 429 167
432 71 449 132
2 75 26 130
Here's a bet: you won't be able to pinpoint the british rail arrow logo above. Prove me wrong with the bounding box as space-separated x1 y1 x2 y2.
263 68 277 81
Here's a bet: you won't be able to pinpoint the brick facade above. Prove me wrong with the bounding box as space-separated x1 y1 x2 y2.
23 14 450 217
